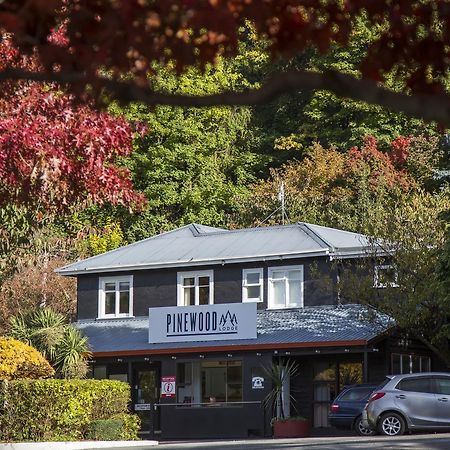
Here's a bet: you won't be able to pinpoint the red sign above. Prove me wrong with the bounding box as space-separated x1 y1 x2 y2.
161 376 176 398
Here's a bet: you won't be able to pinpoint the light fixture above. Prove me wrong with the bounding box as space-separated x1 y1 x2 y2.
171 356 177 360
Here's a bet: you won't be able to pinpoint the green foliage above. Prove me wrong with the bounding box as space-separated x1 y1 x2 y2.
263 359 299 421
109 60 266 241
85 419 123 441
9 309 91 379
0 379 137 442
0 337 54 380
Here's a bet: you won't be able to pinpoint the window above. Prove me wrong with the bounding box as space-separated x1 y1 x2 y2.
176 360 242 406
242 268 263 303
435 377 450 395
391 353 430 374
339 387 374 402
98 276 133 318
177 270 213 306
268 265 303 309
396 377 433 394
374 264 398 288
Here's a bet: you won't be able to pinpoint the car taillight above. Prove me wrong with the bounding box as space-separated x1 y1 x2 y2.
330 404 340 413
368 392 385 402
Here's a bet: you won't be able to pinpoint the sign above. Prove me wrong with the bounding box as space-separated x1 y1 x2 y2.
252 376 264 389
161 376 176 397
134 403 152 411
149 302 257 344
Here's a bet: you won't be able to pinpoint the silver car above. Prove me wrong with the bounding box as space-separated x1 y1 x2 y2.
363 372 450 436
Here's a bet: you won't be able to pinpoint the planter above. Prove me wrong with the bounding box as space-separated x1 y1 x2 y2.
272 418 311 438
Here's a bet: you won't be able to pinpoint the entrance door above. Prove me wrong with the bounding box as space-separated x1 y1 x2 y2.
132 364 160 435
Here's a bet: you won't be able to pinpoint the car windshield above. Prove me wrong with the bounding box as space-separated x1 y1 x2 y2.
339 387 374 401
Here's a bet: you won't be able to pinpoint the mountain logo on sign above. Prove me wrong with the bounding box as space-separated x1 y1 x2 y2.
219 310 238 327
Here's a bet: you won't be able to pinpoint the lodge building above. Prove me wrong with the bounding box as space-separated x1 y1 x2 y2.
57 223 440 439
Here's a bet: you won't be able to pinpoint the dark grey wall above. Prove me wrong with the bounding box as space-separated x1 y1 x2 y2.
76 256 336 320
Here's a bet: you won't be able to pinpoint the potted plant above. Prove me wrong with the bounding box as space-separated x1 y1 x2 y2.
263 359 311 438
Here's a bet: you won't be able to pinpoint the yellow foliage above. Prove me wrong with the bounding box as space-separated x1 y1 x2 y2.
0 337 54 380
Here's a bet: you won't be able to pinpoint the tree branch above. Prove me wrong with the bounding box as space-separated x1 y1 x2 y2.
1 67 450 124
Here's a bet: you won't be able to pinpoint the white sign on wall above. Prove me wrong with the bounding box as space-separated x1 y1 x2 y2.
149 302 257 343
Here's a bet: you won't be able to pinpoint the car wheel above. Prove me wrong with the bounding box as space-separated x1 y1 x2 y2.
355 416 376 436
377 412 406 436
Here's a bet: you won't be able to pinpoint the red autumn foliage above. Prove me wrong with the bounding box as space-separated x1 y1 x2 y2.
0 38 145 212
0 1 448 108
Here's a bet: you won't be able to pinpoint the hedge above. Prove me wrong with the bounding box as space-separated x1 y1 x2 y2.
0 379 140 442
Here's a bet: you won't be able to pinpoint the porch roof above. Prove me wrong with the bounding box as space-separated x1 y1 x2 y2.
76 304 393 357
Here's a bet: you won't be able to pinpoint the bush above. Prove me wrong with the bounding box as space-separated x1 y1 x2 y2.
0 379 137 442
85 419 123 441
0 337 54 380
114 413 141 440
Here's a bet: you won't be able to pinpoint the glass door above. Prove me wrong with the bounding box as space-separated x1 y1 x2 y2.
132 364 160 435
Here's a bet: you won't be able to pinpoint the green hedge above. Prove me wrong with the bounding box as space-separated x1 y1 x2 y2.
0 379 140 442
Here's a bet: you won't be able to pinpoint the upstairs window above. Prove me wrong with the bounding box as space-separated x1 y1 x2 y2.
98 276 133 318
242 268 263 303
374 264 398 288
268 265 303 309
177 270 214 306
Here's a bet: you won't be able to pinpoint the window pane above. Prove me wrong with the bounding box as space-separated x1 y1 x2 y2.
105 292 115 314
246 272 260 284
183 277 195 287
421 357 430 372
392 354 401 374
402 355 411 374
202 364 227 403
119 291 129 314
246 286 260 299
198 276 210 286
288 270 302 280
199 286 209 305
436 378 450 395
272 280 286 306
340 387 374 402
183 286 195 306
104 282 116 292
271 271 285 280
288 279 301 306
397 378 433 393
93 365 107 380
412 355 420 373
119 281 130 291
227 362 243 403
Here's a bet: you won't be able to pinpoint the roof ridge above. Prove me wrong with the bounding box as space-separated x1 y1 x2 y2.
297 222 335 250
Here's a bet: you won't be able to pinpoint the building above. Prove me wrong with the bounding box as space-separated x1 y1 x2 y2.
57 223 438 439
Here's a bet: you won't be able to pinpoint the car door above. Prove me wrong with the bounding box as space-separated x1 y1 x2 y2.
394 377 436 427
433 376 450 426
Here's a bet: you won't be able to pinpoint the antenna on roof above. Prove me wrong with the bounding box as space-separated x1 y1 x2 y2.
256 182 288 227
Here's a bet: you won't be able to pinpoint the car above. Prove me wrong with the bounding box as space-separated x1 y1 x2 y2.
329 384 378 435
363 372 450 436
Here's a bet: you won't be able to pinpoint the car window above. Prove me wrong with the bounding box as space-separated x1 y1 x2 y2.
396 377 433 393
435 378 450 395
339 388 374 401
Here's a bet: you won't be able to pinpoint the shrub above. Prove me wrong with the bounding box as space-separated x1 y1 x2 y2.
0 337 54 380
85 419 123 441
114 413 141 440
0 379 134 442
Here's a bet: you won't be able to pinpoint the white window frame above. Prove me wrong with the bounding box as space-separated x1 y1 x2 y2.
177 270 214 306
268 265 304 310
374 264 399 288
242 268 264 303
98 275 133 319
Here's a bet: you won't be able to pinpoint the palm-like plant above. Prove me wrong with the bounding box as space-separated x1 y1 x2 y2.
8 308 91 378
263 359 300 421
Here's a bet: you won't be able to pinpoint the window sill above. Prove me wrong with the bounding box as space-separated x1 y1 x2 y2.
267 305 303 310
96 315 135 320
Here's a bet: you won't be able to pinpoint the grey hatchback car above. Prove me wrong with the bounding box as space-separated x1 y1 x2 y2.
363 372 450 436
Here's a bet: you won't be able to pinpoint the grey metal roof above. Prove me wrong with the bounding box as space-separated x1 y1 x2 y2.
57 222 371 276
76 304 393 355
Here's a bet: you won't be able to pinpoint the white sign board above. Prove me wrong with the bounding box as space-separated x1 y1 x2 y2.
134 403 152 411
149 302 257 343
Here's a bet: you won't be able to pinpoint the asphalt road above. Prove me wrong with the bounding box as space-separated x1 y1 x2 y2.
114 433 450 450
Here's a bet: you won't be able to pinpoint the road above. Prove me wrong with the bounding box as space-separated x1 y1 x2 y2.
111 433 450 450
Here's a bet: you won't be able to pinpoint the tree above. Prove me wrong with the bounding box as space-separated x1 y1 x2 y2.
0 337 54 380
1 2 450 123
9 309 91 379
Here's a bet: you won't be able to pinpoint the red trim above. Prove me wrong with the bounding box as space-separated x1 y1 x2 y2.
92 339 367 357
